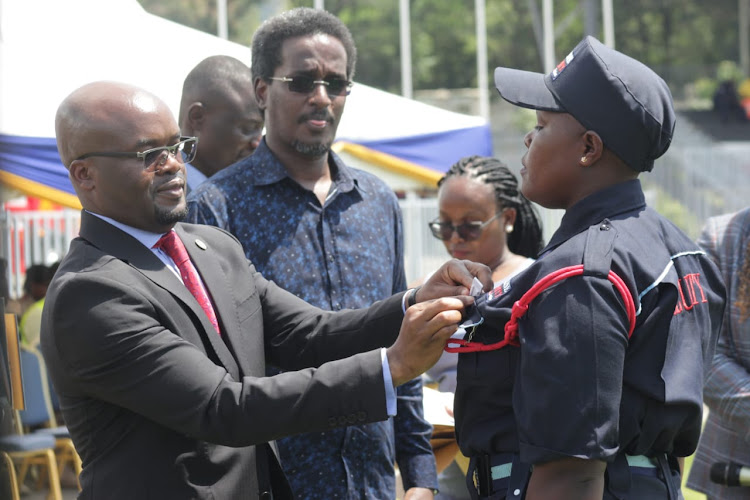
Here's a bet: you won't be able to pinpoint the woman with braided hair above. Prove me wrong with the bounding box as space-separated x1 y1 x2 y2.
432 155 544 283
418 156 543 500
687 207 750 500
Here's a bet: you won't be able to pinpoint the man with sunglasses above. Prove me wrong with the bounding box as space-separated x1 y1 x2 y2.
187 7 439 500
42 80 490 500
178 55 264 192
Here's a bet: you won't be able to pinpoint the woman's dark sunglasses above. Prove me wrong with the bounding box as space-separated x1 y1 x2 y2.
268 75 353 97
428 213 502 241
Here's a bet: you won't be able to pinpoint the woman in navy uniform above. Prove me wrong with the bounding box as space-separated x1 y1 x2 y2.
446 36 727 499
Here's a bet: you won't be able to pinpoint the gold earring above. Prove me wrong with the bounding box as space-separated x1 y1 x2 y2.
505 224 514 233
581 156 588 163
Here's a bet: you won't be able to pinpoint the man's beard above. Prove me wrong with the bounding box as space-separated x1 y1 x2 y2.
292 139 331 158
155 205 188 226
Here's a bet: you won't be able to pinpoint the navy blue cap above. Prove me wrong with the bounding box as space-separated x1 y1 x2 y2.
494 36 675 172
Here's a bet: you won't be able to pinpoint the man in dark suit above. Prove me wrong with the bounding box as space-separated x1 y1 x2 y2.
41 81 489 500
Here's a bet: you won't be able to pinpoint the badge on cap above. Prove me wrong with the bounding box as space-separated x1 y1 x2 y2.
551 50 576 81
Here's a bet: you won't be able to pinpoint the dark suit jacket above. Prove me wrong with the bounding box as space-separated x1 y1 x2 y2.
40 211 406 499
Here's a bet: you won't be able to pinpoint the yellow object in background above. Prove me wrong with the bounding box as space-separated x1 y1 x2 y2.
738 78 750 99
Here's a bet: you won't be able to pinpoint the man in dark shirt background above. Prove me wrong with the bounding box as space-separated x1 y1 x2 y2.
187 7 438 500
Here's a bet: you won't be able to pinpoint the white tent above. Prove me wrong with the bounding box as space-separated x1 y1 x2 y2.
0 0 492 207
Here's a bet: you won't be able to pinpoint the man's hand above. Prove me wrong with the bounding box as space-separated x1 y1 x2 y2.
387 297 470 386
417 259 493 302
403 486 435 500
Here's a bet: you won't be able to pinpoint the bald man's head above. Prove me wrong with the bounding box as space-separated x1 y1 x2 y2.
179 56 263 177
179 56 254 124
56 81 188 233
56 81 172 168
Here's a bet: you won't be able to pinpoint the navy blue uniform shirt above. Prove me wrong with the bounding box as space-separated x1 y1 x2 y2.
186 140 437 498
454 180 725 497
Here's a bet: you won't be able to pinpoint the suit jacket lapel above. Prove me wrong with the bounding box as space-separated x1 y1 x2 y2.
174 224 244 377
78 212 241 379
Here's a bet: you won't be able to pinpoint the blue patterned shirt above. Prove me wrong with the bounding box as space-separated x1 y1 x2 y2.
186 140 437 498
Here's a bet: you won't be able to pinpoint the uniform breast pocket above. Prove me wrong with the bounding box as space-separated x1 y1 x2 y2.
457 347 519 409
458 347 517 385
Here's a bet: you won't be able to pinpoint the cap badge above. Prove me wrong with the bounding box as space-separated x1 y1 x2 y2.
551 50 575 80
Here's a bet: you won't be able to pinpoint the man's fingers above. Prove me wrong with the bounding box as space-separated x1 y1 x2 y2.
427 310 463 335
456 259 493 291
410 303 464 342
420 259 493 301
407 296 468 319
389 296 472 385
428 321 462 342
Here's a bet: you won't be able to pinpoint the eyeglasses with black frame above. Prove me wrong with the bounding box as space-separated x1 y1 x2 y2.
268 75 353 97
428 212 502 242
74 136 198 171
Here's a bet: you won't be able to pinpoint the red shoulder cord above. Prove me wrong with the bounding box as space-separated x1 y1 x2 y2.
445 265 637 353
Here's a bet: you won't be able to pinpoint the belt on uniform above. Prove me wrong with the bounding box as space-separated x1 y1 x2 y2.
479 454 656 480
608 452 681 500
471 453 659 499
470 453 530 499
626 454 659 477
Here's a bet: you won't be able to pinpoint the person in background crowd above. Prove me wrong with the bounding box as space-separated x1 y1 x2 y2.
43 79 490 500
0 257 12 310
417 155 543 500
187 8 439 499
687 207 750 500
6 264 51 318
20 262 57 346
712 79 746 124
178 55 264 192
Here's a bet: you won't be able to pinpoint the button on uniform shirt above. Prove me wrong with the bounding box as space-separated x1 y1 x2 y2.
186 140 437 499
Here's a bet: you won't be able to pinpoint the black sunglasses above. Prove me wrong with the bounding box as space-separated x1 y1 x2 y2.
268 75 353 97
74 136 198 171
428 213 502 242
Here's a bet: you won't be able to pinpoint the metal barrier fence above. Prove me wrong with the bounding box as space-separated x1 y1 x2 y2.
0 209 80 298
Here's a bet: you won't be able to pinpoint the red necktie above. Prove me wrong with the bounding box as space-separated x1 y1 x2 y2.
155 231 221 335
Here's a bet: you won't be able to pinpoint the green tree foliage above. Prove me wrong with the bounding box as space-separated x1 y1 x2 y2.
139 0 264 47
140 0 744 99
614 0 738 90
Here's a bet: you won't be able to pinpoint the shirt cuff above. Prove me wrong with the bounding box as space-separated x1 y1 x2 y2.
381 348 397 416
398 453 440 493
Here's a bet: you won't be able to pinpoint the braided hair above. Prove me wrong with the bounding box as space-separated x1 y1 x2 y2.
438 156 544 258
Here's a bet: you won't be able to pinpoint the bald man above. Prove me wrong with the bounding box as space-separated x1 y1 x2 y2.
41 81 488 499
179 55 263 191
